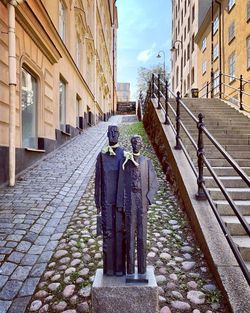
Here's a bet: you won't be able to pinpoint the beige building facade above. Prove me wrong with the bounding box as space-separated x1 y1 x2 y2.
117 82 130 102
0 0 118 185
171 0 210 97
195 0 250 110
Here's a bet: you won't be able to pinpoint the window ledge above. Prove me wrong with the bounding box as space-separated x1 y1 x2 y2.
25 148 46 153
61 130 71 137
229 78 236 85
228 36 235 45
228 3 236 13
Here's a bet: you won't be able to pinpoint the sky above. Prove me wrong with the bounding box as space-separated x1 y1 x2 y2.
116 0 172 100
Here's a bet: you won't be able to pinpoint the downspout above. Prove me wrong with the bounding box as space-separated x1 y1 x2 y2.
8 0 21 186
210 0 214 98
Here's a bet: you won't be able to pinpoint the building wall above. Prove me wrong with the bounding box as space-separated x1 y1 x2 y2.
171 0 210 97
117 82 130 102
196 0 250 110
0 0 117 184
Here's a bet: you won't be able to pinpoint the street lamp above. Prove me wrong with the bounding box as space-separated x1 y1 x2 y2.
171 40 183 96
156 50 166 80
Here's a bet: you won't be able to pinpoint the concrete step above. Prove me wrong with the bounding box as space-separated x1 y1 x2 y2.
203 167 250 176
245 261 250 271
222 216 250 236
233 236 250 260
208 159 250 167
208 188 250 200
205 176 249 188
188 149 250 159
215 200 250 215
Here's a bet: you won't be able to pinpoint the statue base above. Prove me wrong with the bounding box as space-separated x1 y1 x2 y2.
92 266 159 313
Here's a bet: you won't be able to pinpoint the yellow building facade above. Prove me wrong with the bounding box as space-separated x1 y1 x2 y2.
195 0 250 110
0 0 118 185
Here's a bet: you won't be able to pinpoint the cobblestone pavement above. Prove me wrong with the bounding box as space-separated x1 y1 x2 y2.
0 116 124 313
25 122 229 313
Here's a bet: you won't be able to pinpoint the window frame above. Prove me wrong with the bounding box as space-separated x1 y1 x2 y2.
228 52 236 82
228 0 235 12
247 36 250 69
201 37 207 52
228 21 235 43
213 15 219 34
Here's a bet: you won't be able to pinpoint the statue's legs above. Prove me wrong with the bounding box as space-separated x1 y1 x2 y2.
115 207 125 276
137 207 147 275
102 205 115 275
126 197 136 275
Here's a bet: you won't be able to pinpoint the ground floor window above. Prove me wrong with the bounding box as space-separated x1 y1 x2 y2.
21 67 37 148
59 79 66 131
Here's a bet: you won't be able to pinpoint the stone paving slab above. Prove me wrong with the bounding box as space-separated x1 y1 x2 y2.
0 116 123 313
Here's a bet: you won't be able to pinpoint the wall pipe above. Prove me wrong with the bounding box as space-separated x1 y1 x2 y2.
8 0 20 187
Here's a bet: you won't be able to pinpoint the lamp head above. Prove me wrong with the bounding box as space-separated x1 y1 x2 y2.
156 53 161 58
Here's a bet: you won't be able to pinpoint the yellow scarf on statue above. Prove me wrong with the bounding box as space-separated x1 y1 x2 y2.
122 151 140 170
102 143 119 155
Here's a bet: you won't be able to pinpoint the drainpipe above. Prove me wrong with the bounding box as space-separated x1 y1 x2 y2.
8 0 22 186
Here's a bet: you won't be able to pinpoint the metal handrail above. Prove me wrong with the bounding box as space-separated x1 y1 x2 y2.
148 73 250 284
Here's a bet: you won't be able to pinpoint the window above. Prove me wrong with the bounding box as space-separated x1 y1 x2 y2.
176 67 179 89
228 52 236 82
201 37 207 52
192 34 195 52
213 16 219 34
184 26 186 41
213 43 219 61
228 21 235 43
202 61 206 75
247 0 250 21
214 70 220 95
184 50 186 67
247 37 250 68
191 67 195 84
187 43 190 60
21 67 38 148
59 0 65 41
188 17 190 31
59 78 66 131
76 95 81 128
192 5 195 22
228 0 235 11
76 35 81 68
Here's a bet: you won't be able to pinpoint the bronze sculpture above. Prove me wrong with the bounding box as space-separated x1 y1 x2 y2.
117 135 158 281
95 125 125 276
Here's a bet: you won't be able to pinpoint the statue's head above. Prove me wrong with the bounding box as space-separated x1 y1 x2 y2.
107 125 119 145
131 135 142 154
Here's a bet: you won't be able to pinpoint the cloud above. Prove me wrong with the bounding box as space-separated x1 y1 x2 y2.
137 44 156 62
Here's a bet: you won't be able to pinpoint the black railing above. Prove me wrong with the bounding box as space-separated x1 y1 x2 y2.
199 72 250 111
147 73 250 284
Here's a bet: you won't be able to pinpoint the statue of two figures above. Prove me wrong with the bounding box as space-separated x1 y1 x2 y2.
95 125 158 282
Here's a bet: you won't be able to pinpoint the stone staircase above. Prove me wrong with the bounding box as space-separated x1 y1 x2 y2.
167 98 250 271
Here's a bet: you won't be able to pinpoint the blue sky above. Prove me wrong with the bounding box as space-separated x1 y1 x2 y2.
116 0 172 100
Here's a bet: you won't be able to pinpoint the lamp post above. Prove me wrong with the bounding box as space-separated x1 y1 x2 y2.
171 40 183 97
156 50 166 80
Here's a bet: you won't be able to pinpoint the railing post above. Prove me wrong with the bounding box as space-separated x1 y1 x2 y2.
211 70 214 98
196 113 206 200
164 80 170 125
152 74 155 98
219 71 222 99
157 74 161 109
239 75 243 110
206 82 209 98
174 91 181 150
